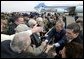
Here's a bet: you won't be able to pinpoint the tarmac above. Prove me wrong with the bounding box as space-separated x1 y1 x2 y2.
66 15 83 26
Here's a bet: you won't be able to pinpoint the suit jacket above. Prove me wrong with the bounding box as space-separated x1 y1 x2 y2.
57 33 83 49
46 27 66 44
72 34 83 44
46 27 66 53
7 23 17 35
30 33 41 47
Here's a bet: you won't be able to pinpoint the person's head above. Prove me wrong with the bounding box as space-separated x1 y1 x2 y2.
1 19 8 32
55 20 65 32
76 19 83 31
28 19 37 28
36 17 44 27
14 16 25 25
66 23 80 41
15 24 30 33
10 32 31 53
60 42 83 58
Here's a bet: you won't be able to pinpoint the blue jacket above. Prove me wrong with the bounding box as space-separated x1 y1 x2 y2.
46 27 66 44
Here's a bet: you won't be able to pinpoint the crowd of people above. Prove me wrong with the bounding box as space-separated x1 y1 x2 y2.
1 12 83 58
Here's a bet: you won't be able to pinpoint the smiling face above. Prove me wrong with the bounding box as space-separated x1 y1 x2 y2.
17 17 25 24
65 23 80 42
66 29 74 39
55 23 63 32
15 17 25 25
65 29 79 42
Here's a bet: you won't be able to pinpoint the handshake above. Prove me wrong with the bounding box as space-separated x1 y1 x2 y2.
41 41 55 53
45 44 54 53
41 40 60 53
41 41 57 57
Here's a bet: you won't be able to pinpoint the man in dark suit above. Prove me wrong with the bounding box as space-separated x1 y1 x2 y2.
65 23 83 44
53 22 83 48
44 23 83 58
7 16 25 35
44 20 66 54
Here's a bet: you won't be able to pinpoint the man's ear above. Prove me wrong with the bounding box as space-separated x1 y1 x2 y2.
74 33 79 38
76 33 79 36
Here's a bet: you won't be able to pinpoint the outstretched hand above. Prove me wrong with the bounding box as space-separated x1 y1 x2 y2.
32 24 43 33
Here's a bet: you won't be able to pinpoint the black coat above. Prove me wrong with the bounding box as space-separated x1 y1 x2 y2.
7 23 17 35
54 32 83 53
58 33 83 49
1 40 33 58
46 27 66 53
30 33 41 47
72 34 83 44
46 27 66 44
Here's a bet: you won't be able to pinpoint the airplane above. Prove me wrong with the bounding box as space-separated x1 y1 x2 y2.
34 3 83 15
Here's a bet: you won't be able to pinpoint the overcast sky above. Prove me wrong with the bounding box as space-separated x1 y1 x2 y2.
1 1 83 12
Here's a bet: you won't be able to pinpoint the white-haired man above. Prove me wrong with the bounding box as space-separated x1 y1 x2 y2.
28 19 42 47
15 24 30 33
36 17 44 27
1 24 49 58
28 19 37 28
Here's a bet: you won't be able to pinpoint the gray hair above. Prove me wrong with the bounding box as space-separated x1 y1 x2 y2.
36 17 44 27
28 19 37 28
76 19 83 30
36 17 43 22
15 24 30 33
10 32 31 53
